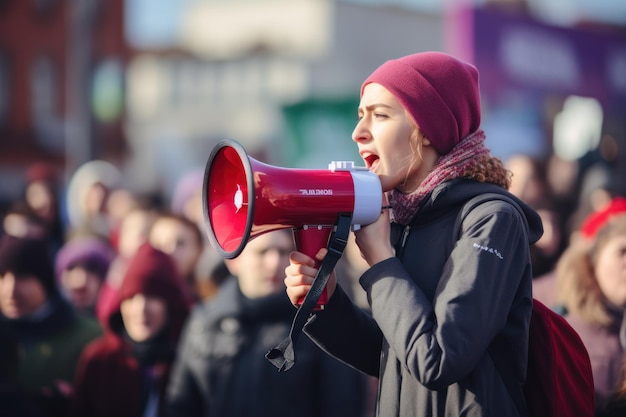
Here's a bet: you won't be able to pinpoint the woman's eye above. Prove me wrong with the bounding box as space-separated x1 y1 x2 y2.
374 113 388 119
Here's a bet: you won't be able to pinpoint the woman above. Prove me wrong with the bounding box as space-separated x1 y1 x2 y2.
283 52 543 416
555 199 626 412
70 242 189 417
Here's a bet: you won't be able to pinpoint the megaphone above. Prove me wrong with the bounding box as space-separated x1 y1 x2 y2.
202 139 382 308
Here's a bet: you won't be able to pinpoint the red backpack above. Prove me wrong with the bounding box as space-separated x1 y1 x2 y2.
457 193 595 417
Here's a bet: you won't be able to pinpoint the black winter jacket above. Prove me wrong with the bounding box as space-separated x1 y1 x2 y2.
304 179 544 417
164 276 368 417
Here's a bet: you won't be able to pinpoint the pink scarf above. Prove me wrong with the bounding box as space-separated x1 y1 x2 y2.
389 129 489 225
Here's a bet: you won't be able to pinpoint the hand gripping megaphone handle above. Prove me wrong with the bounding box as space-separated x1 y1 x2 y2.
293 225 334 310
265 213 352 372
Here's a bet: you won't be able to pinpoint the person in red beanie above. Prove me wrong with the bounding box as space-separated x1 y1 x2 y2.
554 199 626 412
283 51 544 416
70 242 189 417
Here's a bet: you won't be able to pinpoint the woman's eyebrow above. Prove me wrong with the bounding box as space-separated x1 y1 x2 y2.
359 103 393 112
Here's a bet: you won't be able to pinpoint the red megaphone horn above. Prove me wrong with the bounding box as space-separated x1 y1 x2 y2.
202 139 382 308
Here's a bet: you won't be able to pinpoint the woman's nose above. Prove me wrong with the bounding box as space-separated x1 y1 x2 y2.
352 119 370 143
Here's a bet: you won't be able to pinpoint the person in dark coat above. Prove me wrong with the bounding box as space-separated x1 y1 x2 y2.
165 230 368 417
283 52 544 416
70 242 189 417
0 234 102 417
0 322 43 417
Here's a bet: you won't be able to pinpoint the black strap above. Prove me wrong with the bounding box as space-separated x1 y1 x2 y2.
265 213 352 372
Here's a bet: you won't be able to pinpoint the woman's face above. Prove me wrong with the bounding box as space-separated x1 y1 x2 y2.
594 233 626 309
149 218 202 278
120 293 168 342
352 83 435 193
0 272 48 318
60 266 102 310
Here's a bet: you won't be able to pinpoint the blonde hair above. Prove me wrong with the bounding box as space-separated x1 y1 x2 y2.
556 215 626 328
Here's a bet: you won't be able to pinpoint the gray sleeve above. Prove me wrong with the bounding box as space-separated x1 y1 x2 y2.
360 201 531 389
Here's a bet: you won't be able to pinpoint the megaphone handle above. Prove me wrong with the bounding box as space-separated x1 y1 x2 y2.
292 226 333 310
266 214 352 372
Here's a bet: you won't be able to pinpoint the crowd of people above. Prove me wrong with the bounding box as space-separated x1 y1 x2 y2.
0 157 372 417
0 50 625 417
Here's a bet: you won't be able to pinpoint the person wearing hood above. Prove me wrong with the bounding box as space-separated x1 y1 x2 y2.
70 242 189 417
0 234 102 417
164 230 368 417
283 52 544 416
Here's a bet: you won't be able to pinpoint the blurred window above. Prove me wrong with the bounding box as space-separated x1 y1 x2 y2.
30 54 62 149
0 52 8 124
92 58 124 123
31 55 56 125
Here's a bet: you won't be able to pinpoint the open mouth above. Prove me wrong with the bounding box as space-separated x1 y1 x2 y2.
363 154 379 171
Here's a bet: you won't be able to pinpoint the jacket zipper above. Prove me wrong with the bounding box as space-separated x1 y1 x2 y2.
397 224 411 260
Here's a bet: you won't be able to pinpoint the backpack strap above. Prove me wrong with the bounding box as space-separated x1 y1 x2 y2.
455 193 529 417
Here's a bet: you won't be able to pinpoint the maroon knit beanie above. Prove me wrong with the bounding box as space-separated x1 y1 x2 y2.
361 51 481 155
113 242 189 339
0 234 57 295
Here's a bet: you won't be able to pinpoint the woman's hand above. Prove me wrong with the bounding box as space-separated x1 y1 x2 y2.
354 194 395 266
284 248 337 307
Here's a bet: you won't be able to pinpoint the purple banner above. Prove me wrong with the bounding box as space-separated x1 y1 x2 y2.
448 7 626 104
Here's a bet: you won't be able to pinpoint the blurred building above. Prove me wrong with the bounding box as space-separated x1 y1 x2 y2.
1 0 625 209
123 0 443 198
0 0 129 205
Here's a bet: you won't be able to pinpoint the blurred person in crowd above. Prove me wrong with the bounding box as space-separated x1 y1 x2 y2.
23 162 65 252
170 168 204 230
70 242 189 417
65 160 121 240
105 187 140 252
505 154 550 209
567 162 615 239
169 168 229 301
95 205 158 326
598 357 626 417
165 230 368 417
554 197 626 411
2 201 49 240
149 212 203 305
505 155 568 307
531 199 566 277
55 235 115 317
192 249 230 301
0 234 102 417
0 322 42 417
